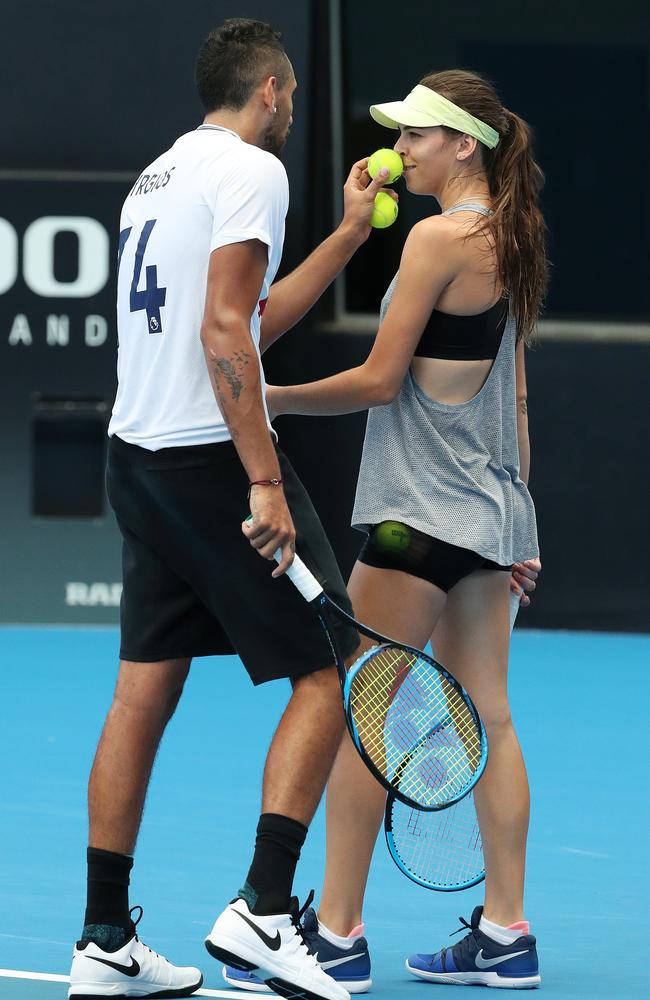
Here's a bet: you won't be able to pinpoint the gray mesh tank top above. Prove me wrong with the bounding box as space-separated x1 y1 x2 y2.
351 203 539 564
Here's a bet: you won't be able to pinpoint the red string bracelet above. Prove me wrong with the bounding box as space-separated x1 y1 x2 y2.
248 478 283 499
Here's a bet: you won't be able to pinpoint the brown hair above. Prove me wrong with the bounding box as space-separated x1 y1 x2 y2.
420 69 548 342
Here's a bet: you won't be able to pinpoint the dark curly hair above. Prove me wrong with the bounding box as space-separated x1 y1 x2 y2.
195 18 291 113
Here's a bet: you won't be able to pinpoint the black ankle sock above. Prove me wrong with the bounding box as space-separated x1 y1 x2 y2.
239 813 308 916
82 847 134 947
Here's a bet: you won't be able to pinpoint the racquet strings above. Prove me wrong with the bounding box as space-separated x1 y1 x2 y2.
387 791 484 890
347 645 483 808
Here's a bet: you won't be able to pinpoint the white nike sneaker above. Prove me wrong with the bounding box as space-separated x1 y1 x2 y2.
205 894 351 1000
222 904 372 993
69 909 203 998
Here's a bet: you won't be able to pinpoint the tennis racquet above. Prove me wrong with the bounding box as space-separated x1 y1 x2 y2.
274 548 488 811
385 790 484 891
383 589 521 886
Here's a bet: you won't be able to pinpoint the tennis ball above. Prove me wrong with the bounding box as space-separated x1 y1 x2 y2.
368 148 404 184
371 191 399 229
375 521 411 553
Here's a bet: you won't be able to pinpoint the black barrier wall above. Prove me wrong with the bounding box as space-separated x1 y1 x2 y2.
1 1 314 271
1 180 125 622
1 1 648 632
0 0 315 623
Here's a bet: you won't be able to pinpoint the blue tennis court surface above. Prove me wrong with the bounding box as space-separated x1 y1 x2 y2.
1 626 648 999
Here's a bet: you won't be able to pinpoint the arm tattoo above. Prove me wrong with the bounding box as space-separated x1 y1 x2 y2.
212 349 251 402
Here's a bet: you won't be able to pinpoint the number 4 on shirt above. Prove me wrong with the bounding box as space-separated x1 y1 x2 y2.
118 220 167 334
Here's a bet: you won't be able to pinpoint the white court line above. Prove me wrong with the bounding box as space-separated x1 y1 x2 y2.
559 846 611 860
0 969 268 998
0 971 68 983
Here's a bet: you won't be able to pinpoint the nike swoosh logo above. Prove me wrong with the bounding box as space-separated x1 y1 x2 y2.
475 948 529 969
234 910 282 951
88 956 140 977
317 952 363 970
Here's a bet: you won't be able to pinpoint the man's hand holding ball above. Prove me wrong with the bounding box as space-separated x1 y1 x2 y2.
341 149 402 237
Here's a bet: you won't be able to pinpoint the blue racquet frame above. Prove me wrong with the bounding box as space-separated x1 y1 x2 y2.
385 790 485 891
276 550 488 812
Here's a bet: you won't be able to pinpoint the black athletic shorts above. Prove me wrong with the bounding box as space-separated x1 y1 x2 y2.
106 435 359 684
358 521 512 593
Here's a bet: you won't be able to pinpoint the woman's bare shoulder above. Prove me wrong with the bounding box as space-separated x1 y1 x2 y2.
400 214 465 276
408 213 458 242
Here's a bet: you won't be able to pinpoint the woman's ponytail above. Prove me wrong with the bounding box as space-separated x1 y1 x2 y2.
487 109 548 342
420 71 549 342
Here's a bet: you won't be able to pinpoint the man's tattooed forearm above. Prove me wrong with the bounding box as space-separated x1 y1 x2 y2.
211 350 251 402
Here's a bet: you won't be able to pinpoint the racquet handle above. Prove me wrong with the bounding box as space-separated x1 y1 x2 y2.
274 548 324 602
509 590 519 633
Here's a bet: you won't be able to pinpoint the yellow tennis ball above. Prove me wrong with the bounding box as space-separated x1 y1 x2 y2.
368 148 404 184
371 191 398 229
375 521 411 552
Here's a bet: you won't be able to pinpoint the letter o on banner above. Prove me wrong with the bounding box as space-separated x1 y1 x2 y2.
0 219 19 295
23 216 110 297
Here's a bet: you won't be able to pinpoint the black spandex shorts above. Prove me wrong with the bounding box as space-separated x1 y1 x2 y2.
358 521 512 593
106 435 359 684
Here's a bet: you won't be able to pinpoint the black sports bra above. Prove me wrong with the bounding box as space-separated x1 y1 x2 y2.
414 298 508 361
412 200 507 361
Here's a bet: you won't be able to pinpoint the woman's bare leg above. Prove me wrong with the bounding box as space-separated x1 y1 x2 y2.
319 564 528 935
318 561 446 935
432 569 529 925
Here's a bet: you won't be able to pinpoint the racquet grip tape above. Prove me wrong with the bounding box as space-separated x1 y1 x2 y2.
273 548 323 601
244 516 323 601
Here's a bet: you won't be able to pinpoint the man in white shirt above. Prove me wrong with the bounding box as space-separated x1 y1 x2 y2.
69 17 391 1000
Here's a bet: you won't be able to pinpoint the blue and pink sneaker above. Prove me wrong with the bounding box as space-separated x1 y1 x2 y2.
223 906 372 993
406 906 540 989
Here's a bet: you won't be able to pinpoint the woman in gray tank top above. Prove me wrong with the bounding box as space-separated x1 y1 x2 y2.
268 70 547 988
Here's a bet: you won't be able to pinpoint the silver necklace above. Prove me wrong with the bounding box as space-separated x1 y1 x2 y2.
445 193 492 210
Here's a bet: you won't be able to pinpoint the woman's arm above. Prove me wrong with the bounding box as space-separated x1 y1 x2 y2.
270 217 458 416
511 338 541 606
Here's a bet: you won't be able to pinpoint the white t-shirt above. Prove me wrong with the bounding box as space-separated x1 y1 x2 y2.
108 125 288 449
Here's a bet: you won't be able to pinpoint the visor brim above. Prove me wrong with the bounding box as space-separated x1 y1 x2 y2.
369 101 443 130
